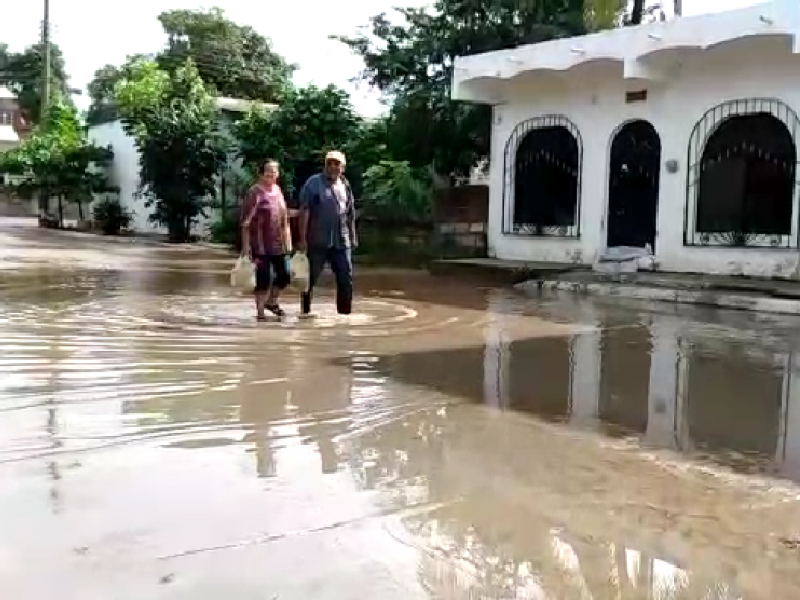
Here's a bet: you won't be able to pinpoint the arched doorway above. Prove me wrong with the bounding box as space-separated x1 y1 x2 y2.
606 120 661 249
503 116 582 237
693 113 795 246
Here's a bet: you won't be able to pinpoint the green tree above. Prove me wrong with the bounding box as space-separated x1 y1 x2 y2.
586 0 625 28
336 0 671 178
343 118 393 198
114 58 229 242
0 102 116 225
85 57 150 125
235 84 361 198
361 160 432 224
336 0 587 179
586 0 664 28
0 42 72 122
156 8 296 103
86 9 295 122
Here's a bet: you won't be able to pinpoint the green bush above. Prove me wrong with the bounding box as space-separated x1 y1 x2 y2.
93 197 132 235
210 207 242 250
361 160 432 224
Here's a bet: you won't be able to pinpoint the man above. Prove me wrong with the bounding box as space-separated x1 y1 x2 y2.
296 150 357 316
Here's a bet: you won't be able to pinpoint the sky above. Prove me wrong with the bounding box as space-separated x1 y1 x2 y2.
0 0 766 117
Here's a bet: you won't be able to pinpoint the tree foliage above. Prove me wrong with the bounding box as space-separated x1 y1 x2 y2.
0 102 115 224
361 160 432 224
336 0 587 179
0 42 72 123
156 8 296 103
85 57 150 125
86 9 295 124
92 197 132 235
336 0 668 178
114 58 229 242
235 85 361 199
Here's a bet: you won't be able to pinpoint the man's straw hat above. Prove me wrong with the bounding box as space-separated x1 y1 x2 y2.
325 150 346 165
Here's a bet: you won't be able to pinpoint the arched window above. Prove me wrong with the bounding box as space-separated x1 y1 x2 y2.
503 115 582 237
686 99 800 247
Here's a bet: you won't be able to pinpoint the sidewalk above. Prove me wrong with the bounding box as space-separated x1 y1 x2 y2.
431 258 800 315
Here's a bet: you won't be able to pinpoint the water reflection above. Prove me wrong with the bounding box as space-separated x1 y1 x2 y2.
345 404 747 599
379 290 800 483
4 253 800 598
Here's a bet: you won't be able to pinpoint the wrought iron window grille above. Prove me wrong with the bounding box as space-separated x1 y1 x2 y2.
685 98 800 249
502 114 583 238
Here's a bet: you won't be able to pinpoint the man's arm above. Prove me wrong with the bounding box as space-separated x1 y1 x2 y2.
297 178 312 251
346 181 357 248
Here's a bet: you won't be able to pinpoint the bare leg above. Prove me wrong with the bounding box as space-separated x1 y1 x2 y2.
265 255 289 317
254 256 274 320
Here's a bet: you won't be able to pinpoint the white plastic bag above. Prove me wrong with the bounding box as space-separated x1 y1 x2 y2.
289 252 310 292
230 255 256 290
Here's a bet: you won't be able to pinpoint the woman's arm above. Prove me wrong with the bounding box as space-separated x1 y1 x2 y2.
281 194 293 253
240 189 257 255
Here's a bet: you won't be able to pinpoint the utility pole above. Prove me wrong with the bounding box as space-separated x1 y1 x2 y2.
41 0 51 120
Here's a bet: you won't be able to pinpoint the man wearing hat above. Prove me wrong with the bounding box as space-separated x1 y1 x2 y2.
296 150 357 315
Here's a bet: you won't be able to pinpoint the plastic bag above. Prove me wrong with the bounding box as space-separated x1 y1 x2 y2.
289 252 310 292
230 255 256 290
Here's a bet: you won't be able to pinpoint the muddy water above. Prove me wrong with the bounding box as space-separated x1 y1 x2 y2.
3 225 800 597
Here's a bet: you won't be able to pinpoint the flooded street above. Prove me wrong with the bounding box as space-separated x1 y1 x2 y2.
5 220 800 598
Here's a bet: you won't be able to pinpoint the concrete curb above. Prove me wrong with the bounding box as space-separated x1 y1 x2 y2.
517 279 800 315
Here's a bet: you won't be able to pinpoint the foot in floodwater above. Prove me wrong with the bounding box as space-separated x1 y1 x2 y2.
266 304 285 318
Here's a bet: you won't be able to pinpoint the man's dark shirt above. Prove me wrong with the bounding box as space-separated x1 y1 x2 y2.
299 173 357 249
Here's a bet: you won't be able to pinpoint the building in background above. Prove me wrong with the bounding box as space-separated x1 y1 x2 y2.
0 86 36 216
452 0 800 278
0 85 31 154
88 96 274 236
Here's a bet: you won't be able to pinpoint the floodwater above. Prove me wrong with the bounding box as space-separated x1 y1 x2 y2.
4 220 800 598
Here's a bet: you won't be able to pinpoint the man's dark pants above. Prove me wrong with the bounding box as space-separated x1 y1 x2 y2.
300 247 353 315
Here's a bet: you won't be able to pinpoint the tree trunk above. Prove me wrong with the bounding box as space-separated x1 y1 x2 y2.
629 0 645 24
77 200 84 221
57 195 64 228
673 0 681 16
38 189 49 214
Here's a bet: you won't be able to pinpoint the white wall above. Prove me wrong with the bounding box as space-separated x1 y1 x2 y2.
88 121 163 234
488 36 800 277
88 121 216 237
0 141 18 153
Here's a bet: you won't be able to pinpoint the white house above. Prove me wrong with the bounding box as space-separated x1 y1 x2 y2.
452 0 800 277
0 87 21 154
88 96 274 236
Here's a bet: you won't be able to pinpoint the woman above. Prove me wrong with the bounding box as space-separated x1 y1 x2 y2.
241 160 292 320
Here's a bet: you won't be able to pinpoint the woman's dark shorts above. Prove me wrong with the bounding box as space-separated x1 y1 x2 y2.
253 254 291 292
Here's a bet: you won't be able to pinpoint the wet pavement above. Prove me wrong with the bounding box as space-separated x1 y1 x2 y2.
4 219 800 598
